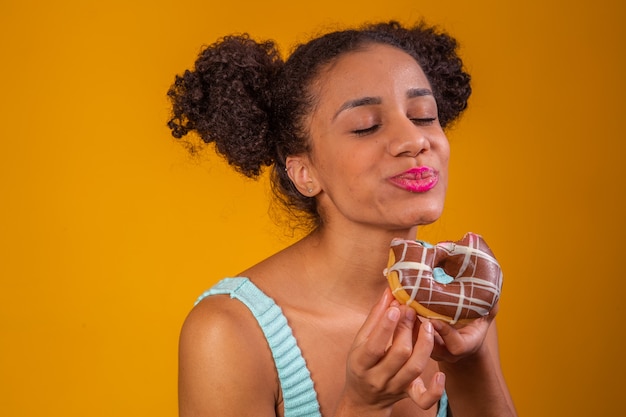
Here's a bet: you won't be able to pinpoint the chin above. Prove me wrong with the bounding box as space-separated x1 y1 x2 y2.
410 205 444 226
413 216 440 227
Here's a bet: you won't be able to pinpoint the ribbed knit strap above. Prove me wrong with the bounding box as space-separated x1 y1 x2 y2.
196 278 448 417
437 390 448 417
196 278 322 417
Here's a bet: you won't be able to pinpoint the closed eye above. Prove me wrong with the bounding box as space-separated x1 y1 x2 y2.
411 117 437 126
352 125 380 136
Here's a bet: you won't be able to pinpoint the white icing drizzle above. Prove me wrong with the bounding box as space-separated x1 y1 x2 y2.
388 233 503 324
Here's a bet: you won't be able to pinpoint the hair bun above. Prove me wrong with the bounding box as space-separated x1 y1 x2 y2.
167 35 283 177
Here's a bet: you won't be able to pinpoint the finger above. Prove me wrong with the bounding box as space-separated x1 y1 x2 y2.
432 318 488 357
413 316 441 344
430 319 459 361
407 372 446 410
430 319 453 338
377 306 418 372
431 319 462 355
354 303 403 370
353 289 396 346
433 329 445 346
389 319 435 388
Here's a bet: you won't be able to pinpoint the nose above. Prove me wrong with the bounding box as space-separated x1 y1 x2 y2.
387 117 430 157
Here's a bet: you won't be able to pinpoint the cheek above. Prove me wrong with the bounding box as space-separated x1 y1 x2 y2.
438 140 451 175
315 144 366 186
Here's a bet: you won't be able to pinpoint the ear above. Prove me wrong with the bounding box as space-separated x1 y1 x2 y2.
285 155 319 197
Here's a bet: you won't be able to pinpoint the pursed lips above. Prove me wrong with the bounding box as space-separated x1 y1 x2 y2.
388 166 439 193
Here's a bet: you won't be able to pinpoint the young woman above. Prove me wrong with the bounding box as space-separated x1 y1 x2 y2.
168 21 517 417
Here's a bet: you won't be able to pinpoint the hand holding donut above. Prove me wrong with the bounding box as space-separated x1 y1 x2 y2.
338 290 445 414
385 232 503 325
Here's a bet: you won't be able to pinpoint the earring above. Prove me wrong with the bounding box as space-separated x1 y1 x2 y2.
307 188 313 193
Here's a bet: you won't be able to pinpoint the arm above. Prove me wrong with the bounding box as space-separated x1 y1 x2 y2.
432 318 517 417
178 296 279 417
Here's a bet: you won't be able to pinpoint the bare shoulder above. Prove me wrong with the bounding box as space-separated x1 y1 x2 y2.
178 294 280 417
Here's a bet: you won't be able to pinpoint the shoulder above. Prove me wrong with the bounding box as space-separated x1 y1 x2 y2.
178 293 280 417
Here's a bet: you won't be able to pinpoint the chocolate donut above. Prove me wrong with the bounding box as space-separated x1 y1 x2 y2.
384 232 503 324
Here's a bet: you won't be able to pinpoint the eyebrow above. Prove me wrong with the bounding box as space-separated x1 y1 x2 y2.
333 97 381 120
333 88 434 120
407 88 433 99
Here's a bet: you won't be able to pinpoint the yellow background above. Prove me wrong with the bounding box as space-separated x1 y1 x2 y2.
1 0 624 415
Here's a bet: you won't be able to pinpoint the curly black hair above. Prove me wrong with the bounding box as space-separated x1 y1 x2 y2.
167 21 471 230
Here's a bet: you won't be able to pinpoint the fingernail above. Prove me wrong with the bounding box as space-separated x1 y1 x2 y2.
437 372 446 386
387 307 400 321
405 308 416 322
424 321 433 334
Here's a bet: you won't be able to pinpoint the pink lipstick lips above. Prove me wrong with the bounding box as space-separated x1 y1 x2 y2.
389 166 439 193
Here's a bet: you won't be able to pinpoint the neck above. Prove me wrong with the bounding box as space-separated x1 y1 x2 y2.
290 224 415 310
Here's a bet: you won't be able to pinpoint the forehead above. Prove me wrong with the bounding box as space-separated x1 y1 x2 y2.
309 43 431 110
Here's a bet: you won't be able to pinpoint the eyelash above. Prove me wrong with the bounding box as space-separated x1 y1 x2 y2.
352 117 437 136
353 125 380 136
411 117 437 126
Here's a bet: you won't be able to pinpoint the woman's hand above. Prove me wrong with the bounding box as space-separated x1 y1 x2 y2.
428 304 518 417
336 289 445 416
429 303 498 363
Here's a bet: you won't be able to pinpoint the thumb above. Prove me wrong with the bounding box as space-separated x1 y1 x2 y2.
407 372 446 410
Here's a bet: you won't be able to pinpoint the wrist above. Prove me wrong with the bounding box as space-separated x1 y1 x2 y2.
333 394 392 417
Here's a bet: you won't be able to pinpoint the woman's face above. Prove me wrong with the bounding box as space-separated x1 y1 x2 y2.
303 43 450 231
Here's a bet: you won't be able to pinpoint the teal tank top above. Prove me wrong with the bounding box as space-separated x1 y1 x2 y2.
196 277 448 417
